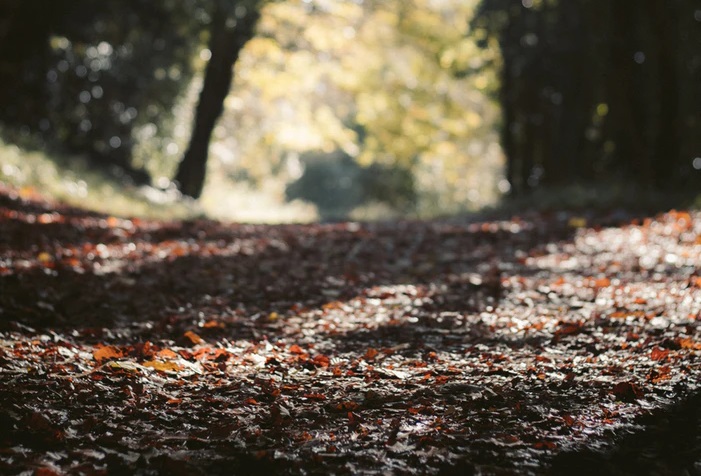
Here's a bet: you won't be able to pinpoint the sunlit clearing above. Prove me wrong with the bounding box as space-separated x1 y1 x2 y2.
194 0 504 221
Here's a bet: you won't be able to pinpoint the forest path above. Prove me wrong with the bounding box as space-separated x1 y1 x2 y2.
1 185 700 475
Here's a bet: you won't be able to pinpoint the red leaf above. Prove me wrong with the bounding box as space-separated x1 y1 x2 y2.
534 441 557 450
313 354 330 367
554 321 583 337
611 381 644 401
650 346 669 361
304 393 326 401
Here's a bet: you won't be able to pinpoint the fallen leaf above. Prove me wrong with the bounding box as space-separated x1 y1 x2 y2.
142 360 182 372
611 381 644 402
93 345 123 363
183 330 204 346
304 393 326 401
156 348 179 359
289 344 305 354
650 346 669 361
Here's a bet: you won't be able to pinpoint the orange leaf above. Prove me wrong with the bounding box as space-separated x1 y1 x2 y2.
93 345 123 363
156 348 179 359
336 401 359 411
37 252 53 264
142 360 182 372
678 337 701 350
183 330 203 345
202 320 224 328
364 348 379 360
289 344 305 354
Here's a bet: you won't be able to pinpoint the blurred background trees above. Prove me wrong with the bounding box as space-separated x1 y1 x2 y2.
0 0 203 185
0 0 698 221
473 0 701 196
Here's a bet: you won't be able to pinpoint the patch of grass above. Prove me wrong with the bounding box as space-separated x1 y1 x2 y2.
0 137 320 223
0 139 200 220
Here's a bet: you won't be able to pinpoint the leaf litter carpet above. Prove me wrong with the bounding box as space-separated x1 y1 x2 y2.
1 186 700 475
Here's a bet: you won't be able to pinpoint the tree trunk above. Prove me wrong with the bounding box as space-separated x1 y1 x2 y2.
500 55 517 196
498 12 520 197
606 0 650 185
648 0 679 188
174 1 260 199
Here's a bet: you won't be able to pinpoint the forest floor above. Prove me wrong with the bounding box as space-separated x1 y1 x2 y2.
1 183 700 475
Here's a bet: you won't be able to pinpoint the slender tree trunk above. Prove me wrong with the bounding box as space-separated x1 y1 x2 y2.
557 1 591 183
648 0 679 188
500 56 517 196
175 1 260 198
606 0 650 185
499 12 520 197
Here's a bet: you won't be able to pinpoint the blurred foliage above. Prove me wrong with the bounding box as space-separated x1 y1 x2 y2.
285 150 415 221
4 0 695 221
0 135 200 220
0 0 206 182
212 0 504 217
0 0 503 219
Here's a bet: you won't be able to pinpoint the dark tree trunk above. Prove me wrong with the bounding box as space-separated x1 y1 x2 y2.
174 1 260 199
606 0 650 185
552 1 591 184
500 56 517 196
648 0 680 188
498 12 520 197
